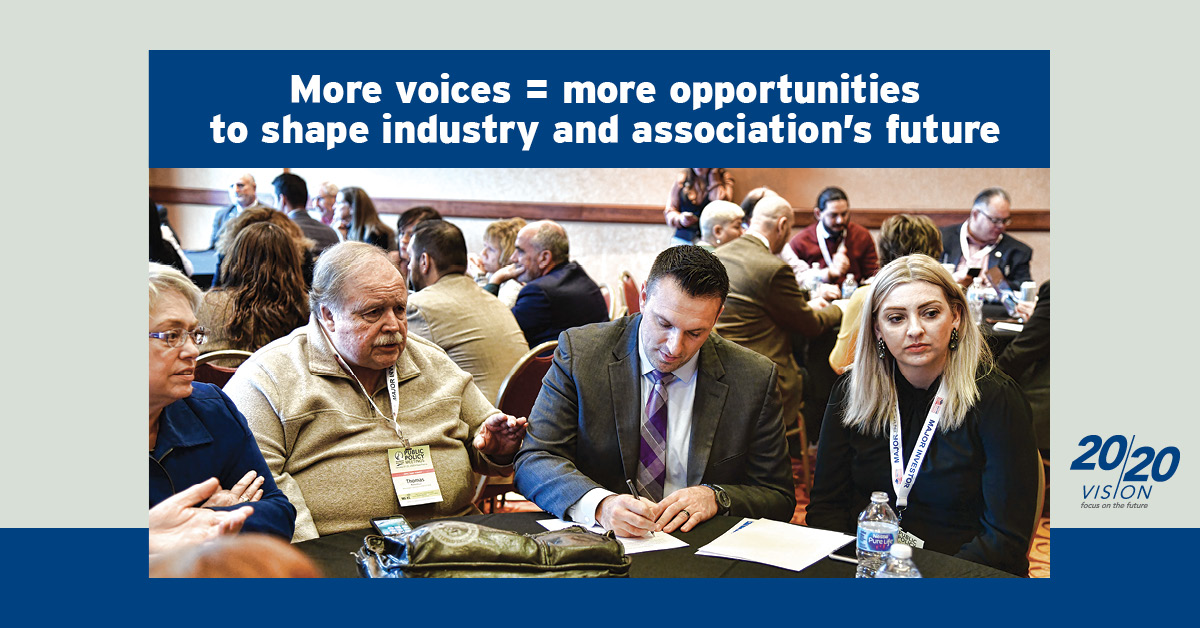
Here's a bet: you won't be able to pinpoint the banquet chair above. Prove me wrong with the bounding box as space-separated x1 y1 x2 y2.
473 340 558 512
785 413 812 495
195 350 253 388
1030 452 1046 554
620 271 641 315
599 283 612 318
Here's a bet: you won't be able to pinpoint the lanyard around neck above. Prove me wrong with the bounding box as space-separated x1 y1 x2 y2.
889 376 948 512
816 221 837 268
959 222 1001 269
318 322 410 448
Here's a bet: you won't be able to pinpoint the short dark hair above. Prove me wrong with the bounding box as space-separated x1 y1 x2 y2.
410 219 468 272
272 173 308 209
646 245 729 303
816 186 848 211
398 206 442 232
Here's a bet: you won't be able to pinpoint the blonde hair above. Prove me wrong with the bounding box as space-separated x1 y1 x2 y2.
843 254 993 435
149 262 201 315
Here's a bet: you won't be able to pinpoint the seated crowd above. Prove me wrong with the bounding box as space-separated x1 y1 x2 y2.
149 170 1046 577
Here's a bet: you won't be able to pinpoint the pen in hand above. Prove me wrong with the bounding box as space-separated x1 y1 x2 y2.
626 479 654 537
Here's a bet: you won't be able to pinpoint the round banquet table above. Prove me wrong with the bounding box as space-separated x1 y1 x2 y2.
296 511 1014 578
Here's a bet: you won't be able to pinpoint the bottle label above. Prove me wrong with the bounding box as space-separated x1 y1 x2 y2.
857 527 895 552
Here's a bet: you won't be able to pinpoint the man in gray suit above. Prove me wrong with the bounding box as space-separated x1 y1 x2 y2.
713 194 841 448
514 246 795 538
210 173 270 249
274 173 340 256
405 219 529 404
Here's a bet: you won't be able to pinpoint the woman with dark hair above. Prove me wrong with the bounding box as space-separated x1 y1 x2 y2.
198 222 310 366
808 254 1038 576
663 168 733 246
333 186 396 251
150 199 187 275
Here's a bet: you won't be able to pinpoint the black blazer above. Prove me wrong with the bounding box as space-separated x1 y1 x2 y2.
510 261 609 348
940 223 1034 286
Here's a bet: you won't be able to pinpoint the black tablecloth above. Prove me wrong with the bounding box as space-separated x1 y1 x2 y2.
296 511 1013 578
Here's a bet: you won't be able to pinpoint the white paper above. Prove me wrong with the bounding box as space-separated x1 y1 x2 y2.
695 518 853 572
994 321 1024 333
536 518 688 554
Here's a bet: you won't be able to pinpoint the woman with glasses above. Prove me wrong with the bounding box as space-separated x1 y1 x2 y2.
198 222 309 367
149 262 295 542
807 255 1038 576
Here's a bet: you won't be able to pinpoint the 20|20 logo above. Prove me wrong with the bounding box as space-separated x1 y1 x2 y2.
1072 435 1180 502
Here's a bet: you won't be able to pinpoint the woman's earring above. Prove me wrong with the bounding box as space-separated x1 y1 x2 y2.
949 328 959 351
876 338 887 359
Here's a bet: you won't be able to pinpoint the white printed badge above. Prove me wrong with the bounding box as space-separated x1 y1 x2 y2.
387 445 444 507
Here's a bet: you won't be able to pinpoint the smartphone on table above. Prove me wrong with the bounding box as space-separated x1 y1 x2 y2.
371 514 413 538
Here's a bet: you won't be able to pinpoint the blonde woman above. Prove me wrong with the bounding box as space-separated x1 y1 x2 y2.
807 254 1038 576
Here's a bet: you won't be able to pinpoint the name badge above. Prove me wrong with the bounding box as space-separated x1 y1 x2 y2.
387 445 444 507
897 528 925 549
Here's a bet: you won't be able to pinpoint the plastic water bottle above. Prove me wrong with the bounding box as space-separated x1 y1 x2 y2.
841 273 857 299
966 279 984 325
876 543 922 578
856 491 899 578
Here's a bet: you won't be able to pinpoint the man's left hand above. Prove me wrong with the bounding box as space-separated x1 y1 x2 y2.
473 413 528 460
654 486 719 533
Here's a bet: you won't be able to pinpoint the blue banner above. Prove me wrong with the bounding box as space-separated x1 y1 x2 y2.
150 50 1048 167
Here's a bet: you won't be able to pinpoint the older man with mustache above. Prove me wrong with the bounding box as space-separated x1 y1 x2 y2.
225 242 527 542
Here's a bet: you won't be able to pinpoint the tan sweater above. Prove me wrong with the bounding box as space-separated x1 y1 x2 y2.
224 316 509 542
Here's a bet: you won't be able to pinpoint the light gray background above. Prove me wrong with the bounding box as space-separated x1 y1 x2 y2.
3 1 1194 528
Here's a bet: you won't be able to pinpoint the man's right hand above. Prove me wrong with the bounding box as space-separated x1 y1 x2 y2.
490 263 522 285
952 269 973 287
595 494 659 538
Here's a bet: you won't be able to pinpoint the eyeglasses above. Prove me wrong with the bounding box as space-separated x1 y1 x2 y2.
149 328 208 348
976 207 1013 227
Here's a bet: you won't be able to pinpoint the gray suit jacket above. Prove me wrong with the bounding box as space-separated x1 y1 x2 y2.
288 210 340 256
513 315 795 522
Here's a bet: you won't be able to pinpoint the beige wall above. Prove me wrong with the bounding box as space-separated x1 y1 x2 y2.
150 167 1051 297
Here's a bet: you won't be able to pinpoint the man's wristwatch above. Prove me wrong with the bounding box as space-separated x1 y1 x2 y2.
703 484 731 516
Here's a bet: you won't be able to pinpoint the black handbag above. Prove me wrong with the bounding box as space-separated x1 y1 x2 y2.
353 520 631 578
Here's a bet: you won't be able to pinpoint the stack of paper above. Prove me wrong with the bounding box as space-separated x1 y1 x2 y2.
537 518 689 554
696 518 853 572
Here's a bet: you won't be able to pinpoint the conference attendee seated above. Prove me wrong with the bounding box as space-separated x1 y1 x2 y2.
224 242 528 541
808 255 1038 576
998 280 1050 457
405 219 529 404
696 200 744 251
789 186 879 287
211 173 270 249
472 217 527 308
312 181 339 226
741 187 837 300
148 262 295 542
395 205 443 279
514 246 795 537
212 207 315 289
829 214 943 374
332 186 396 251
508 220 609 348
275 172 339 256
941 187 1033 288
714 195 841 449
663 168 734 246
197 222 310 367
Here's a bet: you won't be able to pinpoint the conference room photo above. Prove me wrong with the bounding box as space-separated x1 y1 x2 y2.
148 167 1051 578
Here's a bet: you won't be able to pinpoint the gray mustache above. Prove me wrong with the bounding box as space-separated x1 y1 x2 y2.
373 332 404 347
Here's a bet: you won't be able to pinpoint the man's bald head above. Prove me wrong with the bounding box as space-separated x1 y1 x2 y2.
747 195 794 255
512 220 570 282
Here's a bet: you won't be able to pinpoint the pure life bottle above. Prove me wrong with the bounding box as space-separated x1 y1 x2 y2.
856 491 899 578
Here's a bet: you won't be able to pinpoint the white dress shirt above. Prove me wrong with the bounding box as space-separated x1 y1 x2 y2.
564 320 701 526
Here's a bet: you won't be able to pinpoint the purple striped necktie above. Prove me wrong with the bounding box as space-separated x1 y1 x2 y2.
637 369 675 502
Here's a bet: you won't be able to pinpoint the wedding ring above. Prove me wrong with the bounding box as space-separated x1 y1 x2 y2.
681 509 690 519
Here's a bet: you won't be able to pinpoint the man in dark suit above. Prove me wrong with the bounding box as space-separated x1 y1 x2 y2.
273 173 339 256
508 220 608 348
210 173 270 249
714 194 842 446
941 187 1033 287
514 246 795 538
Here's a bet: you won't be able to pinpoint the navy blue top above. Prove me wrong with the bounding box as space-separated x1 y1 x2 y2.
511 261 609 348
149 383 296 540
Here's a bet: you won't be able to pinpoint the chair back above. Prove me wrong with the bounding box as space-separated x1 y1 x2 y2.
493 341 557 418
620 271 641 315
195 350 253 388
599 283 612 315
1030 452 1047 554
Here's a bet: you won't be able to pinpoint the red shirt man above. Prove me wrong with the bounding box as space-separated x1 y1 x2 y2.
788 186 879 287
